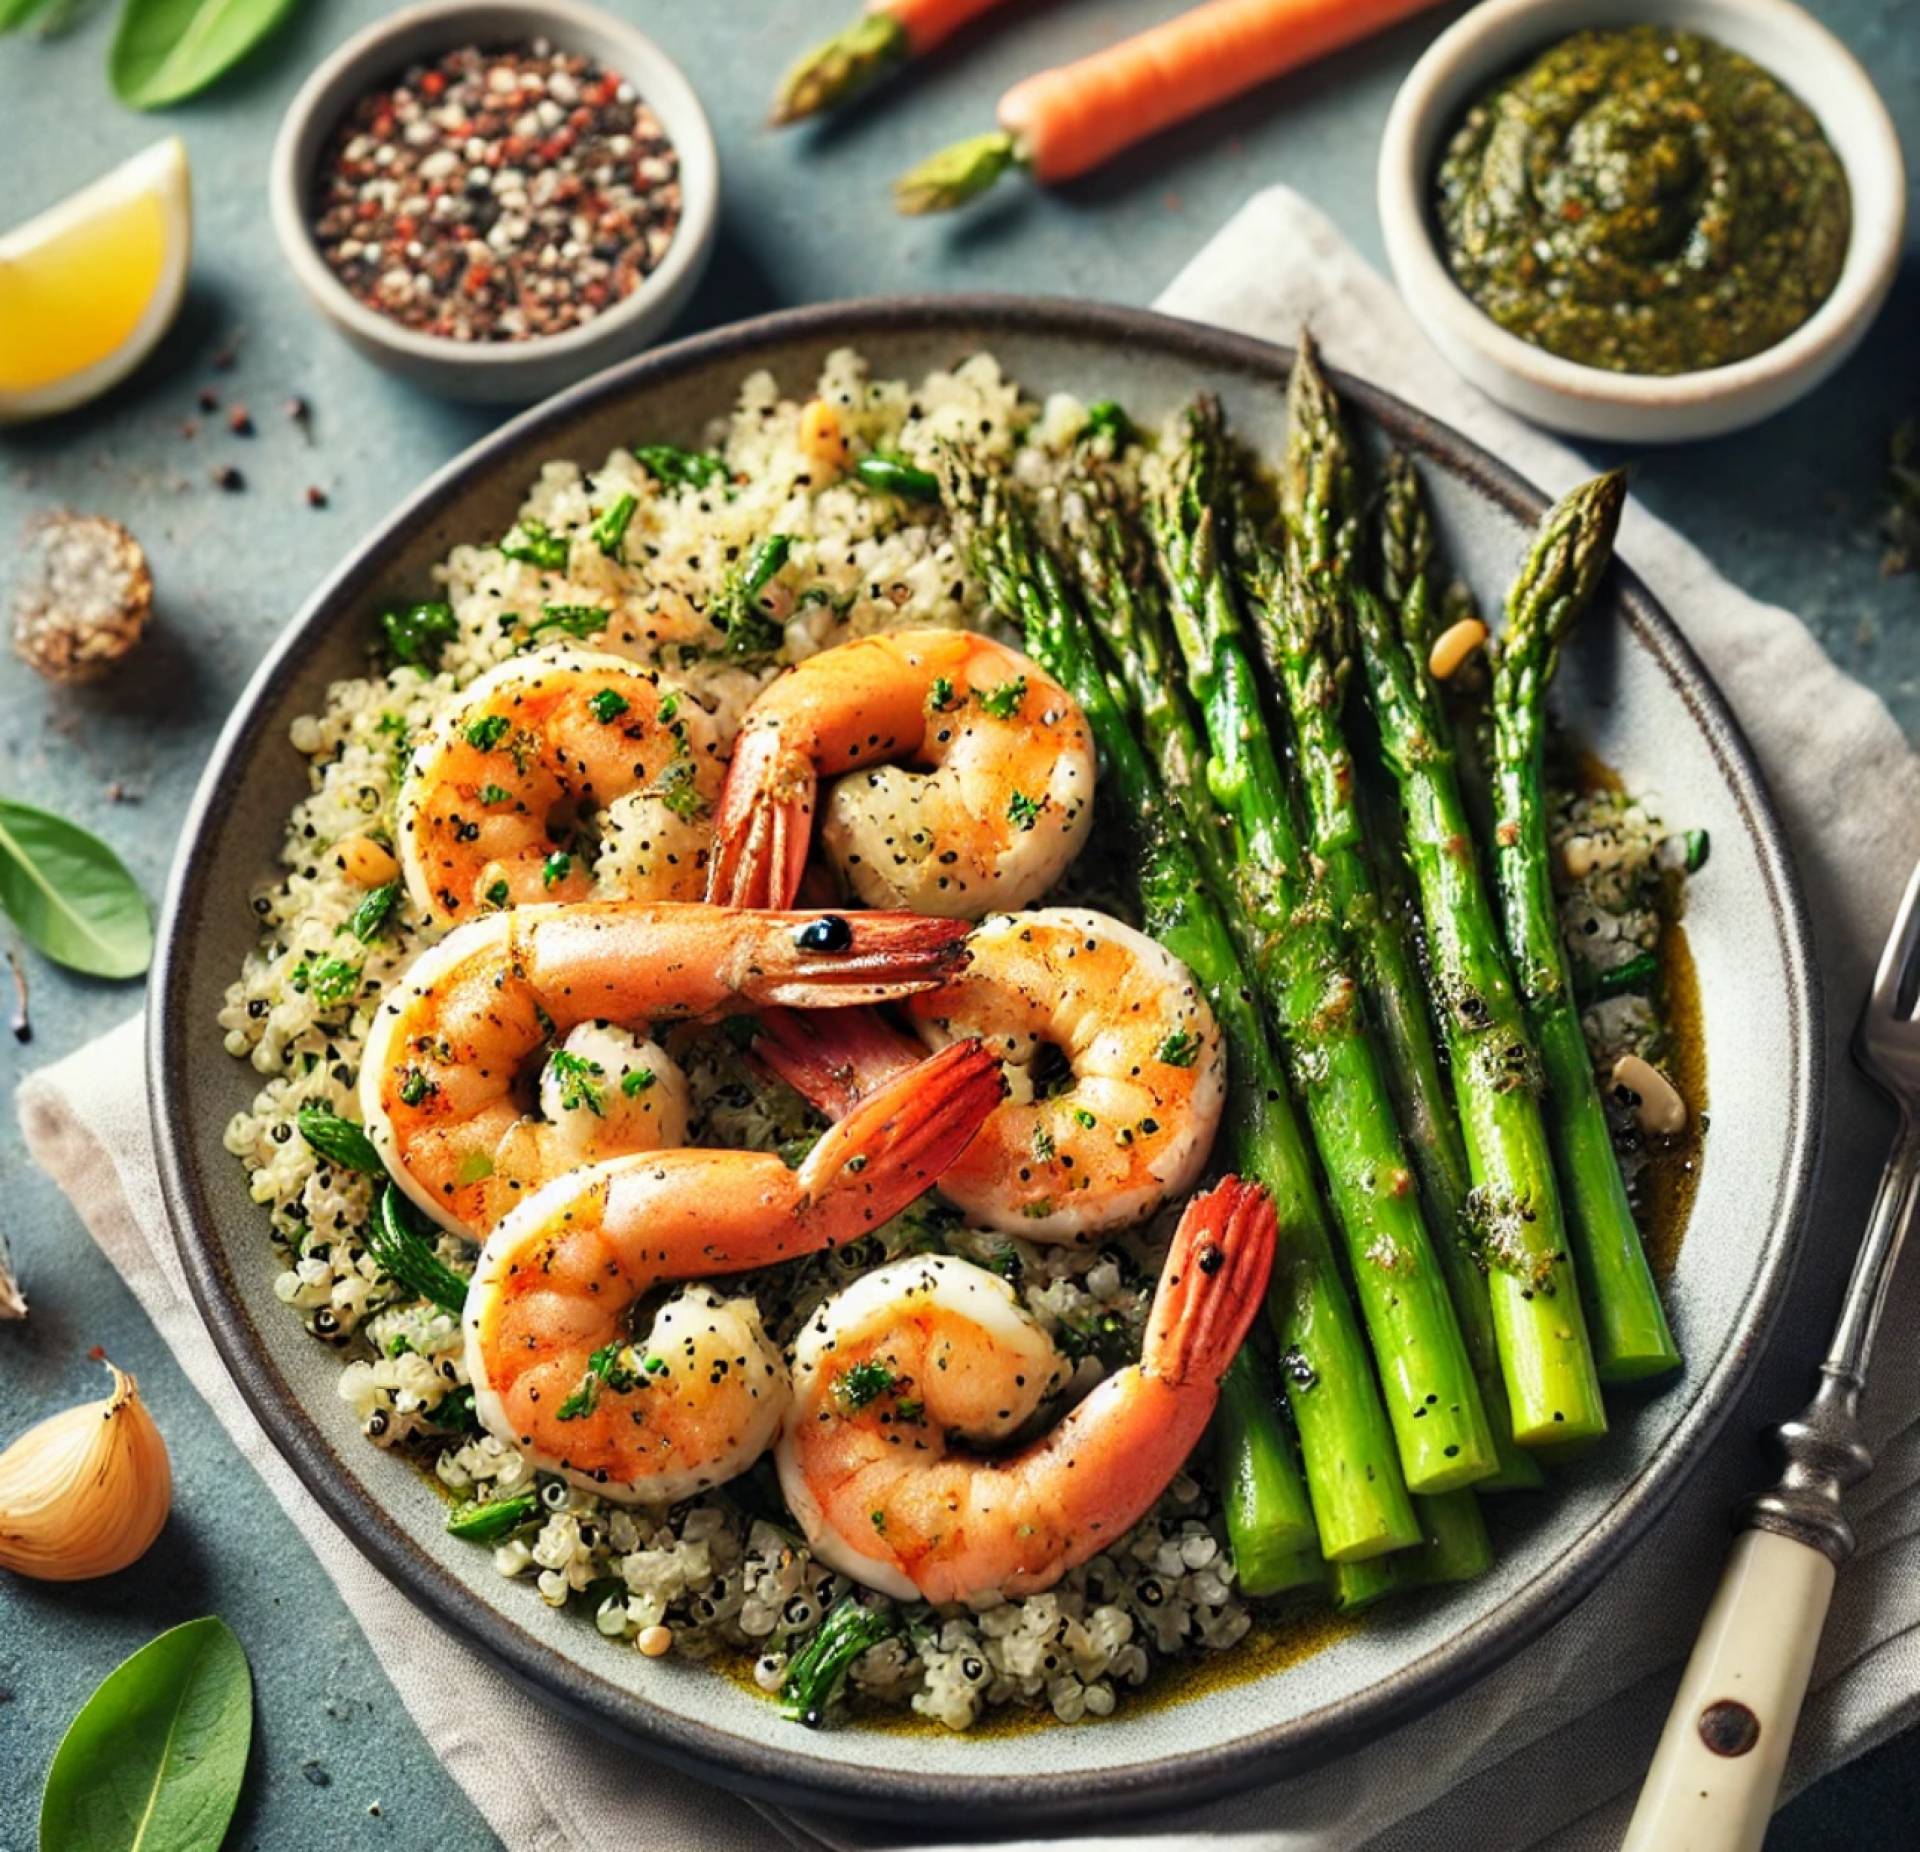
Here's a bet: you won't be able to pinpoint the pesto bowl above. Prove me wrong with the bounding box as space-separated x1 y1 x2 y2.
149 297 1820 1824
1378 0 1906 442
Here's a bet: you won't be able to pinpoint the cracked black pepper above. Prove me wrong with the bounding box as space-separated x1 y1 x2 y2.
309 39 682 344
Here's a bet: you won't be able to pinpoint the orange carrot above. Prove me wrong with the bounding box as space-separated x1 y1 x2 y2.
883 0 1017 54
896 0 1445 208
1007 0 1441 182
773 0 1021 124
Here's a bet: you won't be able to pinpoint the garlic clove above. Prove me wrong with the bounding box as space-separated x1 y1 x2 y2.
0 1356 171 1580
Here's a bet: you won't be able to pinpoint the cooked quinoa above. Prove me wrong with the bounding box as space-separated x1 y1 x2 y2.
221 350 1251 1731
221 348 1693 1732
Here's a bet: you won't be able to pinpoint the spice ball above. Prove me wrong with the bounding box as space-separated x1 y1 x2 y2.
11 514 152 684
309 40 682 345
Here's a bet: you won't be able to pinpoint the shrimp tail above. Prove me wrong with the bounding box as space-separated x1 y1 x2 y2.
751 1004 922 1118
753 912 974 1006
796 1038 1005 1226
1142 1177 1276 1389
707 730 814 908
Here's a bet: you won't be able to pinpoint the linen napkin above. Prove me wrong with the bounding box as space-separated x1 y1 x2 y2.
21 187 1920 1852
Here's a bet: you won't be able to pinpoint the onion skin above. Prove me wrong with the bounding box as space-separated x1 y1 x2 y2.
0 1360 171 1580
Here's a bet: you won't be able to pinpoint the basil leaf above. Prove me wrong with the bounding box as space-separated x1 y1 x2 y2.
40 1616 252 1852
0 0 60 30
0 799 151 979
110 0 305 110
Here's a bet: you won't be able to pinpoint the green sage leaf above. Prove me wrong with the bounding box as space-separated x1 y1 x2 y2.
111 0 305 110
0 798 151 979
40 1616 253 1852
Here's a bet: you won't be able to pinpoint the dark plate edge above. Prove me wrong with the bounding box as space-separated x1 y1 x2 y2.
147 293 1825 1827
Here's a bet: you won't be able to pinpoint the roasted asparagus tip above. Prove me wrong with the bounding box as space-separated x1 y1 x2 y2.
894 131 1020 215
771 14 909 125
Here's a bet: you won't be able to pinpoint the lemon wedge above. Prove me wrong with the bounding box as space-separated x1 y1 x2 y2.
0 137 192 426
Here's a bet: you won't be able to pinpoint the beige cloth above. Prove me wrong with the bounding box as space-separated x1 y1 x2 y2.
21 189 1920 1851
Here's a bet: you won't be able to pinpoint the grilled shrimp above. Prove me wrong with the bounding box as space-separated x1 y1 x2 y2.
778 1177 1275 1602
705 630 1096 918
399 648 722 928
360 901 972 1239
467 1039 1005 1505
753 908 1225 1240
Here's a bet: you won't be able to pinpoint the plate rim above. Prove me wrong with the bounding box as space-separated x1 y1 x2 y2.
147 292 1824 1826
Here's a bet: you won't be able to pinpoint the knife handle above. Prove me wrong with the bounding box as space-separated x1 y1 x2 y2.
1620 1527 1834 1852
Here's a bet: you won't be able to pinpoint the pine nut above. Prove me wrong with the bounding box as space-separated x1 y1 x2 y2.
1562 836 1599 880
1610 1053 1687 1136
799 399 850 480
638 1624 673 1658
1428 617 1488 681
335 835 399 887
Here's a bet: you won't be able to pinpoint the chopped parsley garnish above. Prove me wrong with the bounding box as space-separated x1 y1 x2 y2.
926 676 957 714
1072 1107 1097 1130
656 692 681 724
892 1398 926 1425
498 519 569 570
1080 399 1134 447
588 688 631 723
380 601 458 670
834 1360 897 1412
464 714 510 751
548 1048 606 1117
1032 1124 1056 1162
345 878 400 943
633 443 731 491
620 1067 656 1098
292 955 360 1008
556 1341 643 1421
478 783 513 806
397 1067 432 1108
531 603 610 642
651 758 708 822
1156 1030 1201 1068
485 879 510 907
1006 790 1042 832
977 676 1027 720
590 492 638 560
709 534 794 661
541 851 573 889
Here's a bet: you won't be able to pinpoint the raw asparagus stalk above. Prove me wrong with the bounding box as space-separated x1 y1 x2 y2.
1261 365 1544 1486
951 457 1418 1563
1145 408 1496 1496
1488 471 1680 1383
1349 512 1608 1449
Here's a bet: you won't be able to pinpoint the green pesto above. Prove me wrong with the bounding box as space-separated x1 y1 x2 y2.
1435 27 1850 375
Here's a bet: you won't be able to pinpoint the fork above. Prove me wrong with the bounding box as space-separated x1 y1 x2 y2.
1622 861 1920 1852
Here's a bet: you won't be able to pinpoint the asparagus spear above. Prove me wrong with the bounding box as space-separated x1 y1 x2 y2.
1142 409 1495 1496
1488 472 1680 1383
1268 360 1549 1477
1349 497 1608 1449
951 457 1417 1563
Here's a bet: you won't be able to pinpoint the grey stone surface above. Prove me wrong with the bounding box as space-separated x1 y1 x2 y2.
1 3 1915 1846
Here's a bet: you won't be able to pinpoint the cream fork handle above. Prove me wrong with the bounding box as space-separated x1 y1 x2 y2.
1619 1528 1834 1852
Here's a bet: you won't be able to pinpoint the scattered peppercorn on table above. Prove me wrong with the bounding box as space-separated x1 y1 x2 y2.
3 1 1918 1846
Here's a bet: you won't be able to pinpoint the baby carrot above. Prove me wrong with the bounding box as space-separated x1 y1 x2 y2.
896 0 1444 211
774 0 1021 125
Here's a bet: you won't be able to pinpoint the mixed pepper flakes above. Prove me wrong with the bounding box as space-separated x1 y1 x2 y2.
309 39 682 345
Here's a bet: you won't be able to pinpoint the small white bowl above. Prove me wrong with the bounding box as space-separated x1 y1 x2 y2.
1378 0 1905 442
271 0 718 404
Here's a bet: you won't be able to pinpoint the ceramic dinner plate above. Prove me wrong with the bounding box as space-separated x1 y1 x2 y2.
148 298 1821 1826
